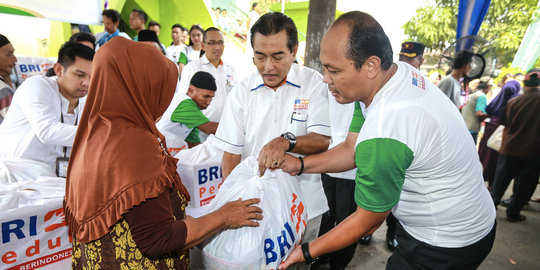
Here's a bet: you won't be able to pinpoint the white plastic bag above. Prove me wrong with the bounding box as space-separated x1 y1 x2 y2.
175 135 224 218
0 158 56 184
487 125 504 151
202 157 307 270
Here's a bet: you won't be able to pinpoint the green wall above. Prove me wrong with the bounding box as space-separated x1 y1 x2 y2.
270 1 342 42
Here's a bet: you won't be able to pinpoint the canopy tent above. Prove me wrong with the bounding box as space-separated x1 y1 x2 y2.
0 0 101 25
512 2 540 71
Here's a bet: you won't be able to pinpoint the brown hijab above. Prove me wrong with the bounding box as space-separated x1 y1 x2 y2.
64 37 189 243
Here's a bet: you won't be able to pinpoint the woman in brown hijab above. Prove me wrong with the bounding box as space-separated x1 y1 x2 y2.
64 37 262 269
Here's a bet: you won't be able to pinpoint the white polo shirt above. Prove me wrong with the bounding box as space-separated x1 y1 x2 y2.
213 63 331 220
166 43 187 64
350 62 495 247
0 75 84 170
178 54 237 122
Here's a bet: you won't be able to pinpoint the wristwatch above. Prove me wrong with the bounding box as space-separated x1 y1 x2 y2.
280 132 296 152
301 242 317 264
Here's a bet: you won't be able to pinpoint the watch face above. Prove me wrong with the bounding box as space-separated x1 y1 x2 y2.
284 132 296 141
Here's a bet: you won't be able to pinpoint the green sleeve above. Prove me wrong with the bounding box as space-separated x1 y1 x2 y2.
354 138 413 212
185 128 201 143
349 102 365 133
170 99 209 129
177 52 187 65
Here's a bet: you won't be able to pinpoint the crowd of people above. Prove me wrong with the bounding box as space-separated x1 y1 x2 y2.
0 4 539 270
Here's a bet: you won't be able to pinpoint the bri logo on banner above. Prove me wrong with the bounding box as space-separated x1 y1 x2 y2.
1 207 72 269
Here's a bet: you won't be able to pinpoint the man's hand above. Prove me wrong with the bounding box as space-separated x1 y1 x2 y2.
278 245 304 269
279 154 302 176
257 136 289 176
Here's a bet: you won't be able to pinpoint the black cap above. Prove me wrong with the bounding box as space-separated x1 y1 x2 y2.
524 69 540 87
0 34 11 48
190 71 217 91
399 41 425 58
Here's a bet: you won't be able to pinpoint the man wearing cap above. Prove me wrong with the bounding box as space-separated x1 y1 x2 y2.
157 71 219 154
0 34 17 124
461 77 492 143
490 69 540 222
398 41 425 70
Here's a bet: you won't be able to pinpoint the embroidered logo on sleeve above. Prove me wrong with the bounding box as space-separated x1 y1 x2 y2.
411 71 426 90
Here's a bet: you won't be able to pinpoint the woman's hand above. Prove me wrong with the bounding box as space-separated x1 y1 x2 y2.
217 198 263 229
278 245 304 269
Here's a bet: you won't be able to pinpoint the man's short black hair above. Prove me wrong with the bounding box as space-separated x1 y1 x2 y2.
250 12 298 53
102 9 121 23
132 9 148 24
69 32 96 50
57 42 95 68
333 11 393 71
453 50 474 69
148 21 160 28
252 2 258 10
172 23 186 31
203 27 221 42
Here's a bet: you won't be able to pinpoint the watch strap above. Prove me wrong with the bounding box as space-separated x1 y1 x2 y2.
301 242 316 264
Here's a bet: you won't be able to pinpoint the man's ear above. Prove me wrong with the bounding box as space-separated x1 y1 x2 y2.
291 45 299 59
187 85 195 96
365 56 381 80
53 63 64 78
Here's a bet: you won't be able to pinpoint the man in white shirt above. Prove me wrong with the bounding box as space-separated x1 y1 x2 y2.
0 42 94 174
279 11 495 270
95 9 130 48
178 27 236 123
166 24 188 72
213 13 330 270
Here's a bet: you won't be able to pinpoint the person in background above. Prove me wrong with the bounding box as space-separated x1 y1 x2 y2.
398 41 425 70
213 13 331 270
157 71 219 154
278 11 495 269
130 8 148 41
148 21 161 35
186 24 204 63
178 27 236 127
490 69 540 222
95 9 130 48
478 78 520 188
138 30 166 55
0 34 17 124
0 42 94 173
438 50 474 108
46 32 95 77
461 78 492 143
167 24 188 65
64 37 262 269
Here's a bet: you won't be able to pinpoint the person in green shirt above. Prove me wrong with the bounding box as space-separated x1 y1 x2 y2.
157 71 219 151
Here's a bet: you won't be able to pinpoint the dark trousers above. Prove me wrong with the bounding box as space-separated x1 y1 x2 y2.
312 174 357 270
386 212 397 238
490 154 540 218
386 221 496 270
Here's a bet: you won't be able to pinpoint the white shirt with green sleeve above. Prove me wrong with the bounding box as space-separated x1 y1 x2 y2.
349 62 495 248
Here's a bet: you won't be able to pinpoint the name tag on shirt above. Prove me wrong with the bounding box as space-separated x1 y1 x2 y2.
56 157 69 178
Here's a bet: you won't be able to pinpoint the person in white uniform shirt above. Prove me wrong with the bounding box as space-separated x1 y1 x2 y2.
278 11 496 270
213 13 330 270
166 24 188 73
178 27 236 124
0 42 94 175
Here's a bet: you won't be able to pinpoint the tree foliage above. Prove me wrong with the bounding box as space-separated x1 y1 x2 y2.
403 0 539 66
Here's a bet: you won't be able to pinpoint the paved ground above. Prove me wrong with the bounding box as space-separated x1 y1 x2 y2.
316 182 540 270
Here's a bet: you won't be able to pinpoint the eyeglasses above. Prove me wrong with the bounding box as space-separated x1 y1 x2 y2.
205 40 224 46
